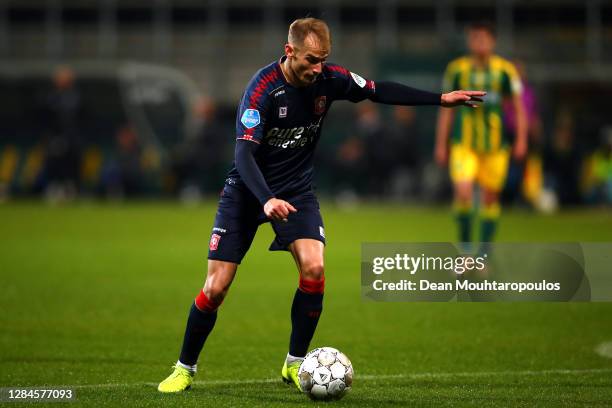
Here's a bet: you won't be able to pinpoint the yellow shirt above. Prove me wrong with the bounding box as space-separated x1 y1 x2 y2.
442 55 522 152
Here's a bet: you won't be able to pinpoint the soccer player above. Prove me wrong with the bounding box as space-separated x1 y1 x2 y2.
158 18 484 393
435 22 527 254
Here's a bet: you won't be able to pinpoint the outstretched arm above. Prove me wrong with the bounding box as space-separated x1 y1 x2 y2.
369 81 485 107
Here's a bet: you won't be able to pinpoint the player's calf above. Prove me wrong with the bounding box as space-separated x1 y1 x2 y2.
158 289 226 393
289 275 324 356
177 290 223 369
453 182 475 247
158 292 221 393
283 275 324 391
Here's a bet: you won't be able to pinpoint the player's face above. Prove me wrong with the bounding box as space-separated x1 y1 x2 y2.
286 34 329 86
467 29 495 58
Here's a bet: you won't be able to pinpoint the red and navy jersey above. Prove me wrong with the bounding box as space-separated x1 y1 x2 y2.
226 57 376 197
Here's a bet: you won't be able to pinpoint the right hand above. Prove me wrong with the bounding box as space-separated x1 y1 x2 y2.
435 143 448 167
441 90 486 107
263 198 297 222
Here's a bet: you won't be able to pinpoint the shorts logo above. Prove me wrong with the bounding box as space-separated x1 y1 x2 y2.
350 72 366 88
241 109 260 129
314 96 327 115
279 106 287 118
319 226 325 238
209 233 221 251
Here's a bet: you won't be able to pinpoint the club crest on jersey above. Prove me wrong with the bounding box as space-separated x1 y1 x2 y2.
314 96 327 115
209 233 221 251
241 109 260 129
279 106 287 118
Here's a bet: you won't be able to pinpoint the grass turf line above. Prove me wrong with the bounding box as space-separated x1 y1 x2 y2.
1 202 611 407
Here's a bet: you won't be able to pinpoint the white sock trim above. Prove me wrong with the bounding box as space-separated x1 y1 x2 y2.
286 353 304 363
177 360 197 373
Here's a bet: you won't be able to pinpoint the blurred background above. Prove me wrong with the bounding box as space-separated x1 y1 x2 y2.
0 0 611 209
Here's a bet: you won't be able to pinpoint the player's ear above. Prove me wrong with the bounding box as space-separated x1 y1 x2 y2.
285 43 295 58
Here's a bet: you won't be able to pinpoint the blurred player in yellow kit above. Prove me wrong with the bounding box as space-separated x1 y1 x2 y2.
435 22 527 253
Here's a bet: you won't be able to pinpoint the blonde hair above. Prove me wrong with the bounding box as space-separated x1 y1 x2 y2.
288 18 331 51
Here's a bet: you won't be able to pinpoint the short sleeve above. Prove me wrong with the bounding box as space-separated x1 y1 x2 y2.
501 61 523 97
326 64 376 103
235 71 275 144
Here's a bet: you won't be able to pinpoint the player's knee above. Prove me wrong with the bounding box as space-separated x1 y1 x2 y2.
454 184 472 203
197 277 230 312
198 263 236 311
482 190 499 206
195 287 224 313
299 262 325 294
203 280 229 304
301 261 324 281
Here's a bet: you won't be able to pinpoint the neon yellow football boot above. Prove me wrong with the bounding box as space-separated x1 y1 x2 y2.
157 364 194 393
281 359 302 391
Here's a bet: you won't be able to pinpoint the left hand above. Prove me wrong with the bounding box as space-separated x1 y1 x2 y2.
441 90 486 108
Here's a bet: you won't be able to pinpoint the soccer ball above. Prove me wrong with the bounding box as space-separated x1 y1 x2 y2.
298 347 353 401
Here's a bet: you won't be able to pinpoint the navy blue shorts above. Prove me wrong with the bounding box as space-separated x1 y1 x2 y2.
207 184 326 264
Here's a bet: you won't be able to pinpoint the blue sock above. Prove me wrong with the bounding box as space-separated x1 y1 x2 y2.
479 218 498 255
289 289 323 357
456 212 473 244
178 303 217 366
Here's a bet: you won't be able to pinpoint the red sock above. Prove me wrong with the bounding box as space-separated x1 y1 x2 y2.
299 276 325 294
194 289 222 313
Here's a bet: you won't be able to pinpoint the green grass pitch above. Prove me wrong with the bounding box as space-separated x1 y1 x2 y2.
1 202 611 407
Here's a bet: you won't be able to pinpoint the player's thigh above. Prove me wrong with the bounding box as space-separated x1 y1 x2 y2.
477 149 510 193
208 185 260 264
203 260 238 301
289 239 325 280
481 188 500 206
450 144 478 185
269 194 326 254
